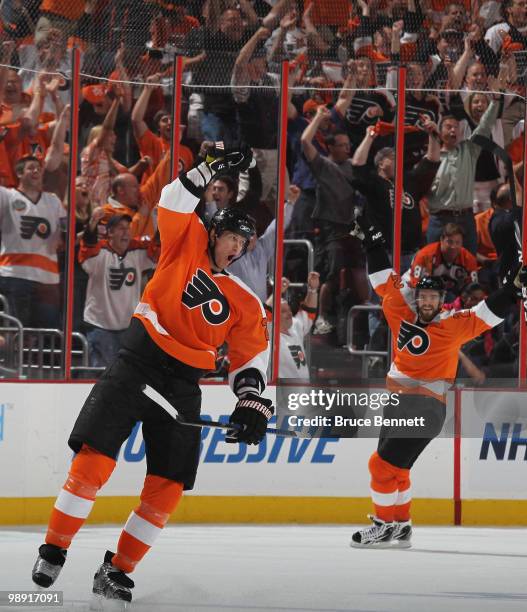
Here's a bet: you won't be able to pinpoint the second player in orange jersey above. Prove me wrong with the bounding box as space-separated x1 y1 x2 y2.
350 213 525 549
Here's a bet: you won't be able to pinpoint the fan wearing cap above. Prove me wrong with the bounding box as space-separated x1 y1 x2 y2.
79 213 158 368
31 143 274 606
349 213 526 549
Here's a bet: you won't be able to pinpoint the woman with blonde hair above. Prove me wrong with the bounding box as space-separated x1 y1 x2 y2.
80 93 127 208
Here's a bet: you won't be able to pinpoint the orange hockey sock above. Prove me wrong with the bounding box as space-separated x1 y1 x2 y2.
112 475 183 573
369 452 398 522
394 472 411 522
46 445 116 549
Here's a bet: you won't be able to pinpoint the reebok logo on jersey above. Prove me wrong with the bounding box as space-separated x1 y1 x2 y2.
109 262 137 290
20 216 51 240
397 320 430 356
182 268 230 325
289 345 306 369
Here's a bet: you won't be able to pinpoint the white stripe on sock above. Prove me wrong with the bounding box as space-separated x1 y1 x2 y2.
396 487 411 505
370 488 398 507
123 512 162 547
55 488 94 519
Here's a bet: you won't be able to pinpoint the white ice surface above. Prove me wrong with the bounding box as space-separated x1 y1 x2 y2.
2 525 527 612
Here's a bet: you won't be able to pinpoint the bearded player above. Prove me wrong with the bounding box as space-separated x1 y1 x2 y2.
350 216 526 548
31 144 274 608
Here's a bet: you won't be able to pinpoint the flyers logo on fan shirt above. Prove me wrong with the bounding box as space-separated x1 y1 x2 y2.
182 268 230 325
289 345 307 369
109 262 137 290
397 321 430 356
20 216 51 240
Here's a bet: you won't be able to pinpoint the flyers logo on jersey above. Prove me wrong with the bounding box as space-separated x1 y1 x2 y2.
109 263 137 290
182 268 230 325
397 320 430 356
20 216 51 239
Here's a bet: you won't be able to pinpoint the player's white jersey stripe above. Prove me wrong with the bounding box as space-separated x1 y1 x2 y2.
370 489 398 506
387 363 448 396
124 512 162 547
159 164 214 213
159 175 200 213
396 487 412 505
135 302 170 336
229 346 270 392
472 300 503 328
369 268 391 290
54 489 94 519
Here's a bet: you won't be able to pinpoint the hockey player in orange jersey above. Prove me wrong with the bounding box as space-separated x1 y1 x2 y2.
31 144 274 607
350 215 526 549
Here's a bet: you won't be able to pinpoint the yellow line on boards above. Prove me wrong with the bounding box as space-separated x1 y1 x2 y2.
461 500 527 525
0 496 458 525
3 497 526 526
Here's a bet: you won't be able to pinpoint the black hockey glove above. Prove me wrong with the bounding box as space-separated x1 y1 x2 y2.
206 142 254 176
350 213 386 251
226 393 274 445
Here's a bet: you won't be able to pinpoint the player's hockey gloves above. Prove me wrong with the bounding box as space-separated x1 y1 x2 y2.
226 393 274 445
206 142 255 177
350 213 386 252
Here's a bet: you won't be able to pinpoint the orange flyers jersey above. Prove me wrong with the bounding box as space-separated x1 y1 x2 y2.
133 176 269 388
0 187 65 284
370 267 503 401
137 130 193 182
475 208 497 261
409 241 478 294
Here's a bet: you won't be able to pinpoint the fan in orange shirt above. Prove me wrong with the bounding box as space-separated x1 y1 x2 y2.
131 74 193 182
408 222 478 299
97 155 170 240
0 49 32 126
349 212 524 549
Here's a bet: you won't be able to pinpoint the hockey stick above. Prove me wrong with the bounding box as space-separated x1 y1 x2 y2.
142 384 302 438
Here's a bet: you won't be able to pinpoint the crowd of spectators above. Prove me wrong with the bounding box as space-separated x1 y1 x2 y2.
0 0 525 382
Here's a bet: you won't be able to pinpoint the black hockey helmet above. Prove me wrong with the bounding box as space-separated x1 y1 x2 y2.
209 207 256 262
415 276 446 299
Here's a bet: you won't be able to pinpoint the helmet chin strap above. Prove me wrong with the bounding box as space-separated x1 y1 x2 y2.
208 236 223 272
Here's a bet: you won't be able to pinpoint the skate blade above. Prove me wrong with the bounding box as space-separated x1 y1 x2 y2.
391 539 412 549
350 540 394 549
90 593 128 611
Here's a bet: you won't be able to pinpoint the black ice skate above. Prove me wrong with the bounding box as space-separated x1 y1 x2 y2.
391 519 412 548
350 515 394 548
32 543 67 588
90 550 134 611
